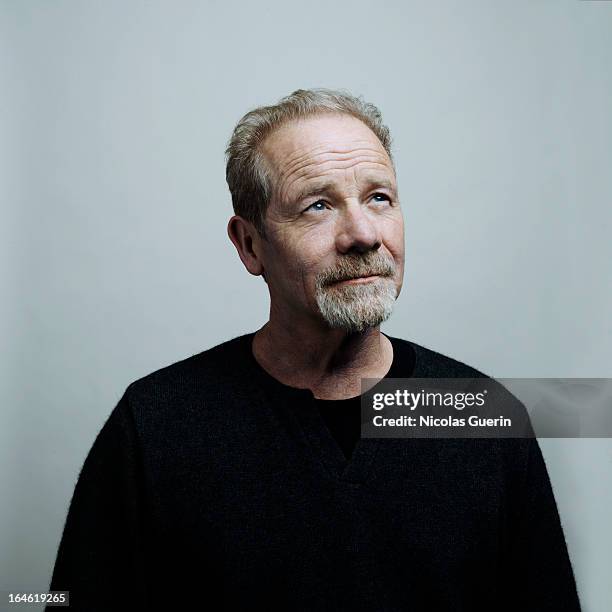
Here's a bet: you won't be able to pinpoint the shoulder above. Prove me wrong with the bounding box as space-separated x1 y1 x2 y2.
124 333 253 406
388 335 490 379
90 334 256 460
387 336 535 456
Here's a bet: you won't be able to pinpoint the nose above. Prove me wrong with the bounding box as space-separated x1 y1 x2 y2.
335 202 382 254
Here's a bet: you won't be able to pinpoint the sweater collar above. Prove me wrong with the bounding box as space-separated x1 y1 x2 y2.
237 331 416 401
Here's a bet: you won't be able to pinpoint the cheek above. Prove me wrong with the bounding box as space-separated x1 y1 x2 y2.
267 232 329 290
383 217 405 259
292 231 332 269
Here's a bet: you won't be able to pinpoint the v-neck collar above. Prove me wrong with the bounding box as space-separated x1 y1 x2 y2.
238 331 416 485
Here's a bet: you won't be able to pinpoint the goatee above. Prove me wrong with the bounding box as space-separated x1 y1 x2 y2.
314 251 398 333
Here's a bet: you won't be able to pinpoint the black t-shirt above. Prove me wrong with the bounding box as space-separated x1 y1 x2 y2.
314 339 414 460
314 396 361 460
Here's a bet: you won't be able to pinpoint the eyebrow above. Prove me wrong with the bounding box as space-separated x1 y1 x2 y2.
294 182 337 203
362 177 397 194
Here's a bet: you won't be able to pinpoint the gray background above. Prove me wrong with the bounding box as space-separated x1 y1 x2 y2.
2 1 611 610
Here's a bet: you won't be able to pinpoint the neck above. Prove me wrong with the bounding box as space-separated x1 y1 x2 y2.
252 315 393 400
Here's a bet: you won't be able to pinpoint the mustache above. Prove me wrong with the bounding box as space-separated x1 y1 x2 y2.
316 252 396 287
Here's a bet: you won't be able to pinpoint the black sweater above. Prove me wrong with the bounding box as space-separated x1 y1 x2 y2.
48 333 582 611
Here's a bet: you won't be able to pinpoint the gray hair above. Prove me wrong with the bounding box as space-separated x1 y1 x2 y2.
225 88 393 238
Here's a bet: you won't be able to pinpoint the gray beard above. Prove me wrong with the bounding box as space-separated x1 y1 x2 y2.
315 278 397 333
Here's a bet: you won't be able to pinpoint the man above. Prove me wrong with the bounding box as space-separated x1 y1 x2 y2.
48 89 581 611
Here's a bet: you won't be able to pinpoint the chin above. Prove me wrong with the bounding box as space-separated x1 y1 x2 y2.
315 280 397 333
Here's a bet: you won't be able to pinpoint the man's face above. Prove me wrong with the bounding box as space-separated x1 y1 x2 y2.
257 113 405 333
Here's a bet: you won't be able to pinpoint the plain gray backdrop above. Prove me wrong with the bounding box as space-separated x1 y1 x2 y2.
2 1 611 610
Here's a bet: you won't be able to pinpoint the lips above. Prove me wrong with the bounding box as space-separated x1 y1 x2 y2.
336 274 380 284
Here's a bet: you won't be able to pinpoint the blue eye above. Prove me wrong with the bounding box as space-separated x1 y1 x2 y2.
306 200 328 212
372 193 391 204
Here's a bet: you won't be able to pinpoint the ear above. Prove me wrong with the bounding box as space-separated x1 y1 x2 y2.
227 215 265 277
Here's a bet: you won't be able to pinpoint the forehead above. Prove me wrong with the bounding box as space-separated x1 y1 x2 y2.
259 114 393 185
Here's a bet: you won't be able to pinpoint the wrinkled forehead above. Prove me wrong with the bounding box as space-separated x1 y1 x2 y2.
259 114 394 190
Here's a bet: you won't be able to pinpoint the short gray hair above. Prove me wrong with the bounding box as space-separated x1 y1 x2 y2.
225 88 393 238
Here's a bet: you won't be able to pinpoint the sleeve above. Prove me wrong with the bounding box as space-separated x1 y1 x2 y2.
47 387 149 611
502 437 582 611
